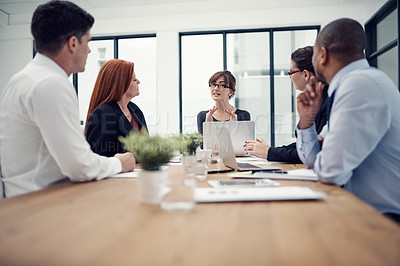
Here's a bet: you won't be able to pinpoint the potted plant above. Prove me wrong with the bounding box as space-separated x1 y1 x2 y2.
119 130 174 204
119 129 174 171
169 133 203 155
169 133 209 180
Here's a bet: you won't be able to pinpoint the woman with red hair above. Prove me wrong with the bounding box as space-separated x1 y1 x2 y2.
85 59 147 157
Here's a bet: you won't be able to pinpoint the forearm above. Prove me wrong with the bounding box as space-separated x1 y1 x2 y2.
296 123 320 168
267 143 302 164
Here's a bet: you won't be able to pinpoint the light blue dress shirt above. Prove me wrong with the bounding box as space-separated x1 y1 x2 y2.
296 59 400 215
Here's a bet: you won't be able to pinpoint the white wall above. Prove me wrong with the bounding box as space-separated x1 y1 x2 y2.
0 0 387 135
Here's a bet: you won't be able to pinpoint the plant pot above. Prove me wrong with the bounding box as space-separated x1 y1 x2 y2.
137 166 168 205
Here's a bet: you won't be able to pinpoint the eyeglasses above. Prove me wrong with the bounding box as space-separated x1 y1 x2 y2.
287 69 302 77
209 83 230 89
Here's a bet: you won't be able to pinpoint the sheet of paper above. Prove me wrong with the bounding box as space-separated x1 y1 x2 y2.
236 157 287 164
236 157 269 162
108 169 142 179
195 186 325 202
229 168 318 181
207 179 280 188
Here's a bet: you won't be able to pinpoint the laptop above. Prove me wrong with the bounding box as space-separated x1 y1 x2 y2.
214 125 282 172
203 121 255 156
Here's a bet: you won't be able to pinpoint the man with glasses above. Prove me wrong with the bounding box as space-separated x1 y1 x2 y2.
296 18 400 222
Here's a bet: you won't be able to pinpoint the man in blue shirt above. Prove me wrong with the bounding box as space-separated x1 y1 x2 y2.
296 18 400 222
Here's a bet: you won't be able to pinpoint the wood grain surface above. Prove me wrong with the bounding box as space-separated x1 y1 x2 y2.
0 164 399 266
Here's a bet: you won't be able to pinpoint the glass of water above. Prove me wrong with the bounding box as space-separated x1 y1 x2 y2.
160 157 196 212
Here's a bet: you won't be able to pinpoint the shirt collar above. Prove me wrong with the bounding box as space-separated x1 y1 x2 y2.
33 53 69 79
328 58 370 97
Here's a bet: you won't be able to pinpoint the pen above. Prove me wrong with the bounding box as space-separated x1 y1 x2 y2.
254 170 288 174
270 170 288 174
219 181 256 186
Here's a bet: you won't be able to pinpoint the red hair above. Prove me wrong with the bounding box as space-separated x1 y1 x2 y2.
84 59 134 135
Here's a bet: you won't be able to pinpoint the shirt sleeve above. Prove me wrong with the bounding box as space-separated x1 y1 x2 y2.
267 142 302 164
296 123 320 168
29 76 122 182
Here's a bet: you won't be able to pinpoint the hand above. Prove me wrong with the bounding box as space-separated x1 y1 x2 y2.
114 152 136 172
243 138 270 159
297 76 324 129
318 135 324 148
225 108 237 121
205 106 218 122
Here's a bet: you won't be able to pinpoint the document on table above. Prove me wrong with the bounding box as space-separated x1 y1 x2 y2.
108 169 142 179
236 156 285 166
195 186 325 203
207 179 280 188
228 168 318 181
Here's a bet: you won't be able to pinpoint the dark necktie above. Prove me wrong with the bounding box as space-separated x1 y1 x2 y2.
326 90 336 129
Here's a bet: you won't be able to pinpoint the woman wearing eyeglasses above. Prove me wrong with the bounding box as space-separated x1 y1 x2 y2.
197 70 251 135
244 46 328 163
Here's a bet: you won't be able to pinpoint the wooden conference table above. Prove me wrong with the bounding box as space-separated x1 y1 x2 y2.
0 163 399 266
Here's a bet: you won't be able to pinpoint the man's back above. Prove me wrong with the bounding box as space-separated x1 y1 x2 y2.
342 65 400 213
320 60 400 214
0 55 76 195
0 54 120 197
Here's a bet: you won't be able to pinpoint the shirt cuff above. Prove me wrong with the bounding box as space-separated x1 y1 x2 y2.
111 157 123 173
296 122 317 142
96 157 122 181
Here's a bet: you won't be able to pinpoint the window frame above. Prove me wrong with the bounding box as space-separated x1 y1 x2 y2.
365 0 399 90
73 34 156 96
179 26 320 147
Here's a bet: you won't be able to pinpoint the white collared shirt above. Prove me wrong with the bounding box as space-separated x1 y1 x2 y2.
296 59 400 215
0 53 121 197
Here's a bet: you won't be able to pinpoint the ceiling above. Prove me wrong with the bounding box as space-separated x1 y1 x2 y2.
1 0 203 15
0 0 388 27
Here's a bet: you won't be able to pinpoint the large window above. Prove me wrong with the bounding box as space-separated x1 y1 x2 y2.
366 0 399 89
181 34 223 133
75 35 157 133
180 27 319 147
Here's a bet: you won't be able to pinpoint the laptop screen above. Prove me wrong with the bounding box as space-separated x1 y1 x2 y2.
203 121 255 156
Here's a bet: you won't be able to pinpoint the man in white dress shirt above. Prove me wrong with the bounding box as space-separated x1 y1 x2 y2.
296 18 400 222
0 1 136 197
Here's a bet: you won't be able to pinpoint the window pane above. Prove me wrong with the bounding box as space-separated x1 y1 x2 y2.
78 40 114 125
377 9 398 50
227 32 270 143
181 34 223 133
377 46 398 88
119 37 157 134
273 30 317 146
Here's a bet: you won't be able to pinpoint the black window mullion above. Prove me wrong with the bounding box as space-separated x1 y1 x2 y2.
179 34 183 133
223 32 227 70
114 37 118 59
269 30 275 148
365 0 399 91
